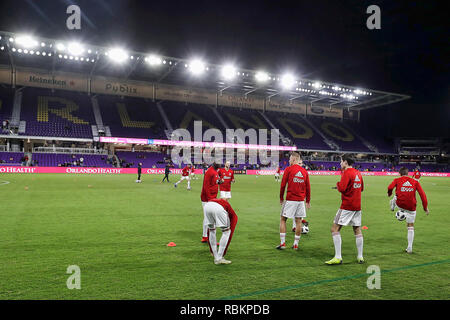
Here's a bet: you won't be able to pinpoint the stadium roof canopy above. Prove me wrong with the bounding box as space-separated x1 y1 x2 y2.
0 31 410 111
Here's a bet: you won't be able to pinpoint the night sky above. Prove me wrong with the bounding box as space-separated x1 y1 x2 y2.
0 0 448 137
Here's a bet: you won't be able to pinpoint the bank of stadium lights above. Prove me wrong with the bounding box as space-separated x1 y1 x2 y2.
106 48 129 64
280 73 295 90
145 54 163 66
188 59 207 75
221 64 237 80
255 71 270 82
14 35 38 48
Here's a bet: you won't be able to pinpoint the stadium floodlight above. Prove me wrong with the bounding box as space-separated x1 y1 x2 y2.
56 43 66 51
312 81 322 89
146 54 162 66
67 42 84 56
221 64 237 80
188 59 206 75
107 48 129 64
255 71 269 82
15 35 38 48
280 73 295 90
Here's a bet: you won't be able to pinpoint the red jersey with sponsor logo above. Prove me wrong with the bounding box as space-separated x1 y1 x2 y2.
336 167 364 211
190 166 195 173
201 166 219 202
276 167 281 174
413 170 421 179
218 168 234 192
388 176 427 211
280 164 311 202
182 166 190 176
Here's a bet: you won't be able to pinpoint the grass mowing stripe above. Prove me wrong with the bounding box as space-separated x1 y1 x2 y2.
218 258 450 300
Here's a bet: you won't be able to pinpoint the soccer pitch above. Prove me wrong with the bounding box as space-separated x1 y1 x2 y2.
0 173 449 300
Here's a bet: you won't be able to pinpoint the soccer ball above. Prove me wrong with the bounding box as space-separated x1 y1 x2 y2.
301 226 309 234
395 210 407 221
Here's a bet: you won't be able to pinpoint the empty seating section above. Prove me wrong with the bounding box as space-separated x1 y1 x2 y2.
0 86 14 127
309 117 371 152
21 88 95 138
0 152 24 164
98 96 165 139
31 153 113 167
264 111 332 150
160 101 225 134
0 87 407 154
115 151 167 168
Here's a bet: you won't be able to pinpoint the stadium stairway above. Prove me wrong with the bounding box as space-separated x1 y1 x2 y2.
303 116 339 151
258 111 292 145
156 101 173 134
339 120 379 153
11 88 23 127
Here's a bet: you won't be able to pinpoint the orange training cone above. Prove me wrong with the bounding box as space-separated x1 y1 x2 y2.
167 242 176 247
362 226 368 230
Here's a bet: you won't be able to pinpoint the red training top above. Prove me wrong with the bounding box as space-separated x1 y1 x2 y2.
387 176 428 211
218 168 234 192
201 166 220 202
336 167 364 211
280 164 311 203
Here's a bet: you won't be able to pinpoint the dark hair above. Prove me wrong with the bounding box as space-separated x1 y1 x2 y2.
399 167 409 176
341 154 354 166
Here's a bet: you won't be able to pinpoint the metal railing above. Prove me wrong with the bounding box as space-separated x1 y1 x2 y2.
32 147 108 155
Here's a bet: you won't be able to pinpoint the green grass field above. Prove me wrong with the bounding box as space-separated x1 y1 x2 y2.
0 173 449 300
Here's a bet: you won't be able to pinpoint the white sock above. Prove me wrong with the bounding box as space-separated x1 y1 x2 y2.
407 227 414 251
280 233 286 245
208 229 218 260
217 229 231 259
355 234 364 259
292 220 296 229
202 214 208 237
187 181 191 188
332 232 342 259
294 235 301 246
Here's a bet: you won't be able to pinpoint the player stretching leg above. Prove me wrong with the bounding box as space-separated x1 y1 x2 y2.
387 167 429 253
278 152 311 250
204 198 238 265
174 164 191 190
200 163 222 242
326 155 365 265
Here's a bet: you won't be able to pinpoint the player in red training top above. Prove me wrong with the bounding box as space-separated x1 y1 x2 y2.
200 163 222 242
218 161 235 201
278 152 311 251
326 155 365 265
275 165 281 182
174 164 191 190
412 168 421 181
204 198 238 265
388 167 429 253
190 165 198 180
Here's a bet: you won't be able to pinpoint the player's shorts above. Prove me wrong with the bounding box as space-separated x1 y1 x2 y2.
180 175 190 181
281 200 306 219
204 201 230 229
334 209 362 226
275 173 280 178
220 191 231 199
398 207 416 223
